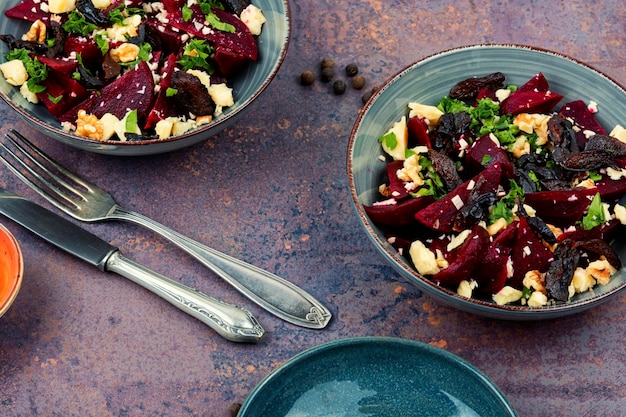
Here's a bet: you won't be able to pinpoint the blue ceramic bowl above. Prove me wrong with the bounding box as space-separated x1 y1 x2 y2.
238 337 518 417
348 44 626 320
0 0 289 155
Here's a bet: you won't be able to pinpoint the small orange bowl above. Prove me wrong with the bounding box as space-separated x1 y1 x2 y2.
0 223 23 318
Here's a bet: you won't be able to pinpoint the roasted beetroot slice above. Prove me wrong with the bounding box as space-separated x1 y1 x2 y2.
523 188 597 227
431 225 490 287
476 88 497 101
145 54 178 129
161 0 185 12
509 216 553 289
415 163 503 233
37 71 89 117
558 219 620 243
364 196 434 227
60 61 154 123
473 221 517 294
465 134 515 179
559 100 607 135
407 116 432 148
385 160 409 200
595 176 626 202
5 0 50 23
500 91 563 115
516 72 550 93
145 18 183 57
168 5 257 74
63 35 102 71
35 55 78 77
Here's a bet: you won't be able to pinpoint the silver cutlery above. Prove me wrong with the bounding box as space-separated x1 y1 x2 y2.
0 129 332 329
0 186 265 343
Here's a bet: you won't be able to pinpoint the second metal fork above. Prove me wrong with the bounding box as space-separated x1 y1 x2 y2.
0 129 331 329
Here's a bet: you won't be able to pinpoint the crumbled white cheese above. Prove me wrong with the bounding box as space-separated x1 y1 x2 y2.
19 83 39 104
451 194 464 210
396 153 423 185
447 229 470 252
409 240 441 276
92 0 112 8
240 5 266 36
0 60 28 86
457 280 478 298
407 102 443 128
495 88 511 102
571 267 596 294
48 0 76 14
527 291 548 307
493 286 524 305
208 83 234 107
99 113 120 140
381 116 408 161
614 204 626 225
610 125 626 143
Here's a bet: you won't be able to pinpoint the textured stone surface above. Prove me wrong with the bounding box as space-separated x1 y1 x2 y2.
0 1 625 416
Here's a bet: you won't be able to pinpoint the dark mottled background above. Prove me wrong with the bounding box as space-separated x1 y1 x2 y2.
0 0 625 416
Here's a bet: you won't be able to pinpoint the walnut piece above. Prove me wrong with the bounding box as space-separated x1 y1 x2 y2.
75 110 104 140
22 20 47 44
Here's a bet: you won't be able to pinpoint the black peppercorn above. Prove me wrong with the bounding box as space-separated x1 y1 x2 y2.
352 75 366 90
333 79 347 95
300 70 316 85
321 67 334 82
321 57 335 70
345 63 358 77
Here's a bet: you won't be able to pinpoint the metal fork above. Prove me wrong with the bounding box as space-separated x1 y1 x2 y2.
0 129 331 329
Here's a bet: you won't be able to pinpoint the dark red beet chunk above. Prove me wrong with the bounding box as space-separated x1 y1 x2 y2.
559 100 606 135
500 91 563 115
509 216 553 289
145 54 178 129
385 160 409 200
5 0 50 24
407 116 432 148
516 72 550 93
37 70 89 117
431 225 490 286
415 163 503 233
363 196 434 227
523 188 597 228
465 134 515 179
166 5 257 76
473 221 517 295
59 60 155 123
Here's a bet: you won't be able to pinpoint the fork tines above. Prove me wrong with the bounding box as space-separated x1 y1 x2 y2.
0 129 84 212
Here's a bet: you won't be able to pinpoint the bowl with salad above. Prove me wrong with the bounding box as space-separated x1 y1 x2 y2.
0 0 289 155
348 44 626 320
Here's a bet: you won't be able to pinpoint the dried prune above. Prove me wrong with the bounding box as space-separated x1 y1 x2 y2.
429 149 462 192
560 150 618 172
517 199 557 244
431 111 472 153
585 134 626 156
545 239 580 301
575 239 622 270
169 71 215 116
77 0 109 26
548 114 580 163
0 34 48 55
449 72 505 101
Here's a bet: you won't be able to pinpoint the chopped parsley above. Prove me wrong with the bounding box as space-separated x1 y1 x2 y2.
582 193 606 230
5 48 48 93
177 39 214 72
206 12 235 33
378 131 398 150
63 10 99 37
489 179 524 224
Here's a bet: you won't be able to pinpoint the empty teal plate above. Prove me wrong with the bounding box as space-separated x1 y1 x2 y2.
238 337 518 417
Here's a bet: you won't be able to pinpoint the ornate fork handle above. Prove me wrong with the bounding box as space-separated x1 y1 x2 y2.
109 205 332 329
106 252 265 343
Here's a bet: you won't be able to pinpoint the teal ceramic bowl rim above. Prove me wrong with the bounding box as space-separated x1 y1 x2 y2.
0 0 290 155
347 44 626 320
238 336 518 416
